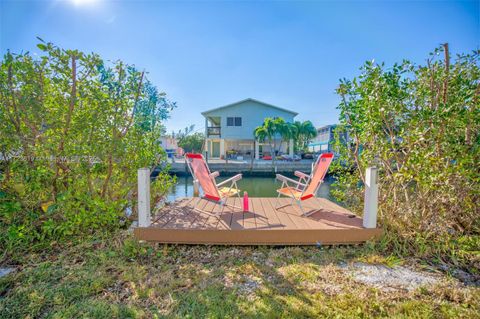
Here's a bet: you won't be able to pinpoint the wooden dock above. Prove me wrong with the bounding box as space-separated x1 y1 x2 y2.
134 197 382 245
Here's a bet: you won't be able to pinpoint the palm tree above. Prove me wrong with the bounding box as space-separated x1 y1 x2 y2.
293 120 317 151
293 121 303 150
272 117 289 155
288 122 299 141
277 121 297 154
255 118 315 162
254 117 281 165
300 120 317 149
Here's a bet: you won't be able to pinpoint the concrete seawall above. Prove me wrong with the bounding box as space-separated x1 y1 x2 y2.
168 160 314 176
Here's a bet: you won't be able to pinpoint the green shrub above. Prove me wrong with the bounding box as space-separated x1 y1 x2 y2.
178 132 205 153
332 44 479 272
0 40 175 258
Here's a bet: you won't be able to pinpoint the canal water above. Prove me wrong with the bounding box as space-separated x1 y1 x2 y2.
167 175 335 202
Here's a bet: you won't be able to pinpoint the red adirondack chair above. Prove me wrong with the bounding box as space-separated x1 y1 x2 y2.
185 153 242 215
275 153 334 216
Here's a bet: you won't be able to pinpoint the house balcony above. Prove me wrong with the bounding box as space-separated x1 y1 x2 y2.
207 126 221 137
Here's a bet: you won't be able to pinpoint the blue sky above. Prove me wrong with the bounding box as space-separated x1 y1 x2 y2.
1 0 478 134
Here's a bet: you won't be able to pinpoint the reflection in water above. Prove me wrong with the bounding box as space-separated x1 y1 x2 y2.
167 175 334 202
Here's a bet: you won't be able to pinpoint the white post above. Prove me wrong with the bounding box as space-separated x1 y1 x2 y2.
363 167 378 228
138 168 151 227
220 139 225 159
289 139 294 157
204 138 212 161
255 141 260 160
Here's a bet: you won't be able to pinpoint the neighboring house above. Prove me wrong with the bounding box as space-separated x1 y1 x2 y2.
201 98 298 159
159 136 180 158
308 124 349 154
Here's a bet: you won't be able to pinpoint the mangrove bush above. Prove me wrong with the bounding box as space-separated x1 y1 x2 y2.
333 44 479 272
0 40 176 257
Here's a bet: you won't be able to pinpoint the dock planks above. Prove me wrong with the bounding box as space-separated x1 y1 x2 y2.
134 197 382 245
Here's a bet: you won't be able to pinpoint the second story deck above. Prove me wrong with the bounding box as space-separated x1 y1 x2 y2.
202 98 298 140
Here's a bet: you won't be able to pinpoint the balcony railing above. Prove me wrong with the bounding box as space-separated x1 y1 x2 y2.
207 126 221 137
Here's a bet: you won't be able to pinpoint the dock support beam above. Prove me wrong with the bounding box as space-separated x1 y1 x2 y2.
363 167 378 229
138 168 151 227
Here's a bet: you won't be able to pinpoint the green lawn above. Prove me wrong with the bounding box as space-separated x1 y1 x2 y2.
1 233 478 318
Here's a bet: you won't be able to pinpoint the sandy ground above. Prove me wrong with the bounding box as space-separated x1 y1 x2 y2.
345 262 439 291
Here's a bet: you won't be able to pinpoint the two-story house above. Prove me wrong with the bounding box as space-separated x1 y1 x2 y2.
308 124 349 154
202 98 298 159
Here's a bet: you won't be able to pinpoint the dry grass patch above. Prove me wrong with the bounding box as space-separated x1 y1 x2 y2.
0 233 478 318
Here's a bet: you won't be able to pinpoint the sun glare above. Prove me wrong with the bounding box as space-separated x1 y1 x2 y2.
72 0 98 6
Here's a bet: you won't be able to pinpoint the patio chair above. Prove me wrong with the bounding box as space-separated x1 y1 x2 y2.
275 153 334 216
185 153 242 215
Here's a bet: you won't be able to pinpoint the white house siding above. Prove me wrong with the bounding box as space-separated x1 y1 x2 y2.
308 125 335 153
202 99 297 159
308 124 350 155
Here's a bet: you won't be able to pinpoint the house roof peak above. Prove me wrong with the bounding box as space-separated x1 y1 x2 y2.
201 98 298 116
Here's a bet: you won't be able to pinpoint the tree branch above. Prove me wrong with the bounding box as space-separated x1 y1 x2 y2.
442 43 449 105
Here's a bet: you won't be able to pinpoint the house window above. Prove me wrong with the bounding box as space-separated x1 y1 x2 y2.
227 117 242 126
